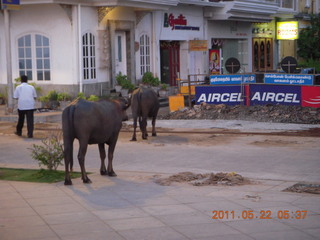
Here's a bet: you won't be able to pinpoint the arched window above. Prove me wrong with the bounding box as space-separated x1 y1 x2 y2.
82 33 96 80
140 34 150 76
18 34 51 81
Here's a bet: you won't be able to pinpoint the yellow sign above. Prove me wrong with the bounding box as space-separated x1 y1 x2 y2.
277 21 298 40
189 40 208 51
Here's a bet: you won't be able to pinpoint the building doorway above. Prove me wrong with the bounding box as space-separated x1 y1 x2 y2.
115 31 127 76
252 38 273 72
160 41 180 86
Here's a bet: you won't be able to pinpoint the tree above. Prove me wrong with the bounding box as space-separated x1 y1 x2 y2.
297 14 320 61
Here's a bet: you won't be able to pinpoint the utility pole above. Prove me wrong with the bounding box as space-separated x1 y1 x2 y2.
4 8 14 114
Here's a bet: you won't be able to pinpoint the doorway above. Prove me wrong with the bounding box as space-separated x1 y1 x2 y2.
115 31 127 75
252 38 273 72
160 41 180 86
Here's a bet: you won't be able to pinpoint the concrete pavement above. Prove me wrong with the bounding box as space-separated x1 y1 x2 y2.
0 106 320 239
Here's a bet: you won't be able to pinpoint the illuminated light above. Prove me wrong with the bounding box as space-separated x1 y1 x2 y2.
277 21 299 40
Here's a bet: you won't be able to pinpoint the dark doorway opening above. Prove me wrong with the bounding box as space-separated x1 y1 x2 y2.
160 41 180 86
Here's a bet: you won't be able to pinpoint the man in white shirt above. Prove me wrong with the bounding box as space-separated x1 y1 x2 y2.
13 75 37 138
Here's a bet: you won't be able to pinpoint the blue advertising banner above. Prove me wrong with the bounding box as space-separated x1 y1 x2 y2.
1 0 20 10
195 86 244 105
264 73 313 85
210 74 255 85
249 84 301 106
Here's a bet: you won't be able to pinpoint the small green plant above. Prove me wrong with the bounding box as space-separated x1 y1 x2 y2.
47 90 59 101
160 83 168 90
29 131 64 171
87 95 99 102
77 92 86 99
116 72 128 86
142 72 160 86
116 72 135 90
39 95 49 103
57 92 72 101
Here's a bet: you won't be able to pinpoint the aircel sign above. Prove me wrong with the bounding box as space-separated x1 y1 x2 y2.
195 85 301 106
196 86 244 105
249 85 301 105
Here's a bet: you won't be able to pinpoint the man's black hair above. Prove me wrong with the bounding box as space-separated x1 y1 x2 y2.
21 75 28 83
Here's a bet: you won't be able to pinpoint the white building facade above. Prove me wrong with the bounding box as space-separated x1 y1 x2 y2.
0 0 311 98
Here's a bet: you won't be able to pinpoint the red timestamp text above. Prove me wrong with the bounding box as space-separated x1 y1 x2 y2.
212 210 308 220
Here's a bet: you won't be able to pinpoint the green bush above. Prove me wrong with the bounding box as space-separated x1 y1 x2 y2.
142 72 160 86
116 72 135 90
29 132 64 171
87 95 99 102
47 90 59 101
57 92 72 101
77 92 86 99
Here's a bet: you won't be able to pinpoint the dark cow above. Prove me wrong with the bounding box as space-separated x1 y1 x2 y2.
62 98 130 185
131 87 160 141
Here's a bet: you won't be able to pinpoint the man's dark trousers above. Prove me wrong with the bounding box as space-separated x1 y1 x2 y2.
16 109 34 138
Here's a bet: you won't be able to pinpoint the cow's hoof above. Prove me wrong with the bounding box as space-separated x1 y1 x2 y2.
152 133 157 136
130 138 137 141
107 172 117 177
64 179 72 185
100 170 107 175
83 178 92 184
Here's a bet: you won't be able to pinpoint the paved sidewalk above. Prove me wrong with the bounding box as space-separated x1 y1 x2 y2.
0 105 320 239
1 170 320 240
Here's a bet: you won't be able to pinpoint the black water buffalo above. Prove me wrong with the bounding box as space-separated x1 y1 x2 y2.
62 98 130 185
131 87 160 141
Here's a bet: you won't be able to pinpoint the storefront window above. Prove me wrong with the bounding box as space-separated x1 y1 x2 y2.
211 39 248 73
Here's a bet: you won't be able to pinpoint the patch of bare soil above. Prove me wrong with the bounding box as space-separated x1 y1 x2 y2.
154 171 250 186
250 139 299 147
283 183 320 194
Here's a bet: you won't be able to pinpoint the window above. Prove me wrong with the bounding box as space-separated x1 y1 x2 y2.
18 34 51 81
82 33 96 80
140 34 150 76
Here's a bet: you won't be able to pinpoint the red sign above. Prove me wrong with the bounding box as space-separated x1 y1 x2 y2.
301 86 320 108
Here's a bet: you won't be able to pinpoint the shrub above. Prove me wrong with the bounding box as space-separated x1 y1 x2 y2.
142 72 160 86
77 92 86 99
57 92 72 101
47 90 59 101
29 131 64 171
87 95 99 102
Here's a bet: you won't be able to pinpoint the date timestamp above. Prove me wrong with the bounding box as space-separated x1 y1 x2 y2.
212 210 307 220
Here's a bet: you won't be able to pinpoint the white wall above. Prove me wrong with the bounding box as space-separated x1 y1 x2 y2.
9 4 76 85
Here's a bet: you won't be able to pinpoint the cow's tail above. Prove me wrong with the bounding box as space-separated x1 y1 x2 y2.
62 104 76 173
137 87 143 122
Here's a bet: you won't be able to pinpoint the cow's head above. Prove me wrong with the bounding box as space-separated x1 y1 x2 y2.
118 97 131 121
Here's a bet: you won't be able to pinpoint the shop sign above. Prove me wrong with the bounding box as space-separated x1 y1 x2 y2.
195 86 243 105
264 74 313 85
277 21 298 40
250 84 301 106
189 40 207 51
0 0 20 10
210 74 255 85
164 13 200 31
301 86 320 108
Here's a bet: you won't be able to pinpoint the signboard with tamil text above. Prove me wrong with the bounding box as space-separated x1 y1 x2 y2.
210 74 255 85
1 0 20 10
264 74 313 85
